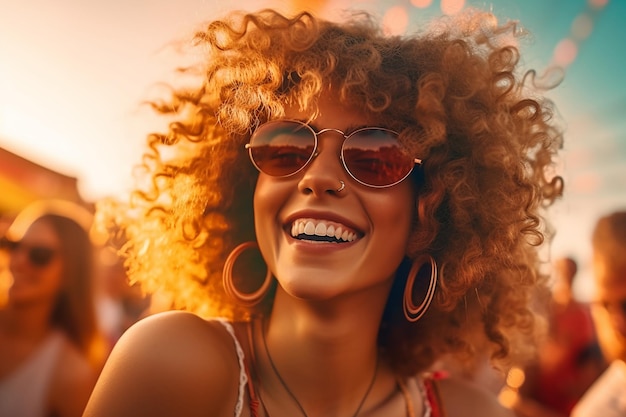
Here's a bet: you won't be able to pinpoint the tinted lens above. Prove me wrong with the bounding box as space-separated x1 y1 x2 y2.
343 129 415 187
1 238 56 268
29 247 56 267
248 121 316 177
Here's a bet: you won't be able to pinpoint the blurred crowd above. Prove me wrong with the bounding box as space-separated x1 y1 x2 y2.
2 198 624 416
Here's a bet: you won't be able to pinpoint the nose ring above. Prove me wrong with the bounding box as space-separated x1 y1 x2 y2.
336 180 345 192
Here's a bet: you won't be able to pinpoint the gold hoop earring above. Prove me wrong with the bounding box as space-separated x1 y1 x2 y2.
403 254 438 322
222 241 272 307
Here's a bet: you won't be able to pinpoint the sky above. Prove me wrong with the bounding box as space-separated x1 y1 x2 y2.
1 0 625 299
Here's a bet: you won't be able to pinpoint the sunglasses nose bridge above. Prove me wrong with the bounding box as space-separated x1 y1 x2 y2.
307 128 347 166
315 127 348 138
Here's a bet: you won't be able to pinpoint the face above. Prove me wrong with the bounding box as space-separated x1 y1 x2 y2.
6 218 65 305
253 94 416 301
592 253 626 351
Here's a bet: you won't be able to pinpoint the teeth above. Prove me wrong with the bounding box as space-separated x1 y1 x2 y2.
290 218 357 242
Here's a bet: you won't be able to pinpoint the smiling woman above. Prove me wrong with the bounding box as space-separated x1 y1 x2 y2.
85 7 563 417
0 199 108 417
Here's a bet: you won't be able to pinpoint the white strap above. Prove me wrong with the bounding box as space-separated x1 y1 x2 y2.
216 319 248 417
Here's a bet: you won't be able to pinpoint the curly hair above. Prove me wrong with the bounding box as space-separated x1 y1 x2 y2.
99 8 564 376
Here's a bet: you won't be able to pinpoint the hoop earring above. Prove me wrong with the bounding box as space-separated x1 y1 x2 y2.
403 254 438 322
222 241 272 307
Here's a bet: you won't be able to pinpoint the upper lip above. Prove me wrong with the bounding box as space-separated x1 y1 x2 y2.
283 210 365 237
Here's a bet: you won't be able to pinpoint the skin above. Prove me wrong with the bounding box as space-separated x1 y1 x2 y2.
83 94 512 417
592 254 626 359
7 220 65 305
0 218 97 417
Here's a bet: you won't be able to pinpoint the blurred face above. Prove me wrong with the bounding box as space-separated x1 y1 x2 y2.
253 93 416 301
6 219 65 305
593 253 626 348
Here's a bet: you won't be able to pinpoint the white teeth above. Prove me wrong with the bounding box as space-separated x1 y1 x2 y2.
290 218 357 242
314 223 326 236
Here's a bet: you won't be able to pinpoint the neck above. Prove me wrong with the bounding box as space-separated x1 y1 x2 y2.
257 284 396 416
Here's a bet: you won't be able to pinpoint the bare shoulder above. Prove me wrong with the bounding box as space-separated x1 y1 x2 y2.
436 376 513 417
83 311 243 417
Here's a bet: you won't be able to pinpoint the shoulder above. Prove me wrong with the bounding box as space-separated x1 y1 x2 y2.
571 360 626 417
114 310 236 360
83 311 243 417
434 376 513 417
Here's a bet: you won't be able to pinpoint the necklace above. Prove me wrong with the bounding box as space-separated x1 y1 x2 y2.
260 323 379 417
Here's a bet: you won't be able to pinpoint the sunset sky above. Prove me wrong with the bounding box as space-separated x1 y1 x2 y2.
1 0 625 298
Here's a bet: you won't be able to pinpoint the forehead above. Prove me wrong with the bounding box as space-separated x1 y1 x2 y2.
21 219 60 247
594 255 626 300
283 93 380 127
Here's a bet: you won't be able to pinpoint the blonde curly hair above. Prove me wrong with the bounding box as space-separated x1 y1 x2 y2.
99 8 563 376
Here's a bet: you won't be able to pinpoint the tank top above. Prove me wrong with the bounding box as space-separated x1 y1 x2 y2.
0 331 65 417
217 320 444 417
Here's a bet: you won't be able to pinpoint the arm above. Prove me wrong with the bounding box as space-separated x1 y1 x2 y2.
82 311 241 417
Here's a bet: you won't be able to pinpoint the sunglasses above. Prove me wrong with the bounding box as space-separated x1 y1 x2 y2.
246 119 422 188
595 299 626 316
0 238 58 268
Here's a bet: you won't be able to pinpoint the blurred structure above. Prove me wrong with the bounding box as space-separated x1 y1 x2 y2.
0 147 85 216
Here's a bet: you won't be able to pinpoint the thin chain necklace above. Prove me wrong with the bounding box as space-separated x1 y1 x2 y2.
260 322 379 417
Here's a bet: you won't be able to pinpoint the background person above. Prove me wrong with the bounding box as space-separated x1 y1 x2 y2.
571 210 626 416
0 200 108 417
513 257 605 417
84 7 564 417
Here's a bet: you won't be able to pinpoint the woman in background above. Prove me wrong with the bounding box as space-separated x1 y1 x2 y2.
0 200 107 417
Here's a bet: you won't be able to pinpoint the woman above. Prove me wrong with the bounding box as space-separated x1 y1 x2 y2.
0 200 107 417
84 8 563 417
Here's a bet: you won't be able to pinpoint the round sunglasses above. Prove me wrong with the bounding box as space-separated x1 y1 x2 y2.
245 119 422 188
0 238 58 268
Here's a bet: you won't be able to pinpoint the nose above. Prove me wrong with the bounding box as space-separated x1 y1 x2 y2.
297 133 346 197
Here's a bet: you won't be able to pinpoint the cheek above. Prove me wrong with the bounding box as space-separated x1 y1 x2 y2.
39 264 65 294
375 184 416 236
253 176 289 265
253 176 280 234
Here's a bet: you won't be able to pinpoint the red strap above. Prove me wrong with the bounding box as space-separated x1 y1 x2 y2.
423 378 444 417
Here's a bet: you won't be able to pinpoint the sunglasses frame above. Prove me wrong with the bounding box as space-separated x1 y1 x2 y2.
246 119 422 188
0 238 59 268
